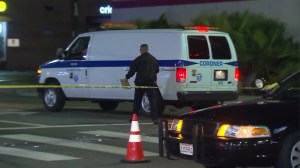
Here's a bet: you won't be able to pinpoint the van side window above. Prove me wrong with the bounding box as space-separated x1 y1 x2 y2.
65 36 90 60
187 36 209 59
209 36 231 59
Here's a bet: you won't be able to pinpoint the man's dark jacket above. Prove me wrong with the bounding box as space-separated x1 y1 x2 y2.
126 52 159 86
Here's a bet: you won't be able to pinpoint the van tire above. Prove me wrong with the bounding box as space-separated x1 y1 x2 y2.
140 90 165 117
140 100 165 117
99 101 119 111
140 93 151 116
275 132 300 168
42 83 65 112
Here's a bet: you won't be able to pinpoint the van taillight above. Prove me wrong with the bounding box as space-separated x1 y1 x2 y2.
235 68 240 81
176 67 186 83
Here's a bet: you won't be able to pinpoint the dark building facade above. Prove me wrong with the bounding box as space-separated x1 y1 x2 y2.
3 0 73 70
1 0 116 70
1 0 298 70
0 0 244 70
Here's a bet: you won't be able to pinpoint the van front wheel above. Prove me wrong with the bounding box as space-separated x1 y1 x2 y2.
42 85 65 112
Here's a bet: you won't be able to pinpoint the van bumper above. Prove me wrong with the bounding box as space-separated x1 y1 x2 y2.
177 91 238 101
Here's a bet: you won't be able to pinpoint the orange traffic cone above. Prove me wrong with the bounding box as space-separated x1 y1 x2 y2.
121 113 150 163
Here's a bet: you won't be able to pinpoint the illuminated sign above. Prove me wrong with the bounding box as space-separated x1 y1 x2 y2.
7 38 20 47
0 1 7 12
99 5 112 15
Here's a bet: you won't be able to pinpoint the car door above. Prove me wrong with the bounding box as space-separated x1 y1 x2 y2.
61 36 90 98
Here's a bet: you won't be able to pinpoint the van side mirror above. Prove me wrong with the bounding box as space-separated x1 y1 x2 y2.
56 48 65 59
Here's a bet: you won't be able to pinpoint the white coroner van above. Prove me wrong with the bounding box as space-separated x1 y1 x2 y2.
37 27 239 115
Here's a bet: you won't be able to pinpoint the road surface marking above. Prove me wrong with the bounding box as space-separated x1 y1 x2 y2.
79 130 158 143
0 146 80 161
0 112 40 116
0 134 157 156
0 120 47 127
0 122 153 130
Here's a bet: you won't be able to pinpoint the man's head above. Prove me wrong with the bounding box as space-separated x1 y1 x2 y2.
140 44 149 54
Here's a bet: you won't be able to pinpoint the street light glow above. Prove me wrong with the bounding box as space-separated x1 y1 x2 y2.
0 1 7 12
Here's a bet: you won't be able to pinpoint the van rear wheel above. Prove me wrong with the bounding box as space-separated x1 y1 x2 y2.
99 101 119 111
42 84 65 112
140 91 165 117
141 93 151 116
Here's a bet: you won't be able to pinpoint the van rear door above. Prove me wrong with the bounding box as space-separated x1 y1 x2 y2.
208 35 238 92
185 35 212 91
185 34 238 93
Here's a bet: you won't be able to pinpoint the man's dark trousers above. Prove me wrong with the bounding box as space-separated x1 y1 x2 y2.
132 84 158 121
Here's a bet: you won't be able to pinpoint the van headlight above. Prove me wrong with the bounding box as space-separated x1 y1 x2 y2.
217 124 271 139
37 68 42 76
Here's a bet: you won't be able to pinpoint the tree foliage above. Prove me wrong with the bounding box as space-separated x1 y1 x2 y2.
192 11 300 83
135 14 174 29
134 12 300 84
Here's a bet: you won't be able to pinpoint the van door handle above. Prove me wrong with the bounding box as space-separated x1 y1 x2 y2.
69 72 73 79
85 69 87 76
227 81 232 84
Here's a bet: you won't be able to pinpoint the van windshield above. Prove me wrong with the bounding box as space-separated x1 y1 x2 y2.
187 35 231 60
65 36 90 60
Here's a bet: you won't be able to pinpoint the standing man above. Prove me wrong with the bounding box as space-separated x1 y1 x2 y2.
125 44 160 124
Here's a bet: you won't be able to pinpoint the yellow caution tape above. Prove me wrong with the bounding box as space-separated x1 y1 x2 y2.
0 84 261 90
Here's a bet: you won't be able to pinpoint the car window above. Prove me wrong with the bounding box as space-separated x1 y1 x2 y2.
209 36 231 60
187 36 209 59
65 36 90 60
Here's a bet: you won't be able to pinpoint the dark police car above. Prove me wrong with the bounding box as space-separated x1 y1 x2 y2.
159 71 300 168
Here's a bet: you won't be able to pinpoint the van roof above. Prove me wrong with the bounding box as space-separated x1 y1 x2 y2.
79 29 227 36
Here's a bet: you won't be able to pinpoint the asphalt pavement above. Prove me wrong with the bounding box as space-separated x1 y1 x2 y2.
0 84 271 168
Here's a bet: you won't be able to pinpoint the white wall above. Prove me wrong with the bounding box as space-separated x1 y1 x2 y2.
112 0 300 42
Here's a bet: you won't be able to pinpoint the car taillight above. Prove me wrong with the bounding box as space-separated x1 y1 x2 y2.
176 67 186 83
234 68 239 81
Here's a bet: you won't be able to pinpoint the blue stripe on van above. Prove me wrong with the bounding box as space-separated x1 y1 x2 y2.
224 61 238 66
40 60 237 68
40 60 199 68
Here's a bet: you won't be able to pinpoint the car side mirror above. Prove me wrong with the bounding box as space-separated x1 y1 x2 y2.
56 48 65 59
